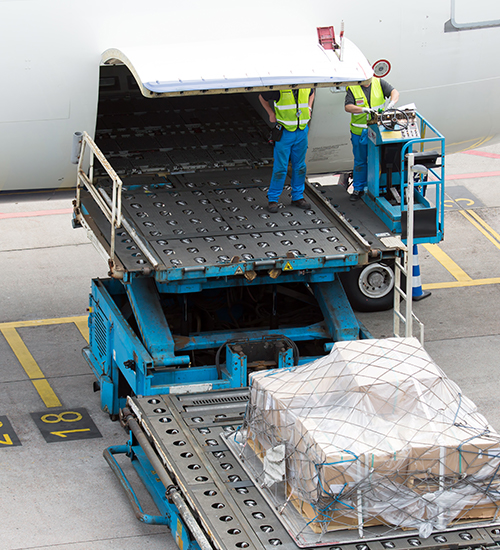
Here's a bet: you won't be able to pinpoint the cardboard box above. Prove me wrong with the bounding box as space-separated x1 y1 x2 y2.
285 412 411 502
285 482 384 534
249 431 500 533
408 441 500 478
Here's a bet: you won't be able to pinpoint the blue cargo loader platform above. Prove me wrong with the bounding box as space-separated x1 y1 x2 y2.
75 165 405 416
73 94 444 417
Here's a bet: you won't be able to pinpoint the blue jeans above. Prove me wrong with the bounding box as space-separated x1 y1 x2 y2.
350 129 368 192
268 126 309 203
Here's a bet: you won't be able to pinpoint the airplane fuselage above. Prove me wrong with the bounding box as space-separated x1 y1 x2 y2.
1 0 499 192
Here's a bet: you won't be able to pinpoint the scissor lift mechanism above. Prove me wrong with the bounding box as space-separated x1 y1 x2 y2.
75 153 400 415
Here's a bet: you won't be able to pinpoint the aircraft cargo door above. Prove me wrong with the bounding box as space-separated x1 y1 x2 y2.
101 32 373 97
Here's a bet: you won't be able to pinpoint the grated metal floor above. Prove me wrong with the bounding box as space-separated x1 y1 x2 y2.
130 391 500 550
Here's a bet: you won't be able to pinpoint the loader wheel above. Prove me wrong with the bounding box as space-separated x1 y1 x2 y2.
339 262 395 312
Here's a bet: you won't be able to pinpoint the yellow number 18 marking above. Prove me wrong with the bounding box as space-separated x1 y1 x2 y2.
40 411 89 438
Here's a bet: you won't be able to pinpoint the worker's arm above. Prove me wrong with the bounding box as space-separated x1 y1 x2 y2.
386 89 400 110
308 90 315 111
259 94 276 124
345 103 364 114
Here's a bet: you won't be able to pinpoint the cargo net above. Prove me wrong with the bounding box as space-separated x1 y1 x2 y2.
239 338 500 540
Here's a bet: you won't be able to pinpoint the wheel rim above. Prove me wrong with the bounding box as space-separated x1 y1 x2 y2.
357 263 395 299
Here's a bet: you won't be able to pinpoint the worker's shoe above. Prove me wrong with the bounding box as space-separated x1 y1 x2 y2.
291 198 311 210
267 201 279 213
350 190 364 202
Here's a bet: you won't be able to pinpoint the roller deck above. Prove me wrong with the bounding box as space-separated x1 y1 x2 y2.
121 391 500 550
76 87 404 280
78 170 402 280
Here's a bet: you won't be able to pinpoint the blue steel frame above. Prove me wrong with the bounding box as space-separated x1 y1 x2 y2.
104 441 198 550
120 249 364 285
364 112 445 244
85 267 365 415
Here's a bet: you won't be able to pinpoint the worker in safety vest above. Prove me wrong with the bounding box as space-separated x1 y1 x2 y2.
345 77 399 201
259 89 315 213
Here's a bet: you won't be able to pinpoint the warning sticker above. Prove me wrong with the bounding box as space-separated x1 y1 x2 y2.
234 266 244 275
283 262 293 271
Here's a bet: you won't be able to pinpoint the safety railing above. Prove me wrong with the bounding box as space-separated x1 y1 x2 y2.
399 113 445 244
75 132 159 270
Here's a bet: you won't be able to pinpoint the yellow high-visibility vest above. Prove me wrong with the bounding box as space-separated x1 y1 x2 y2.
348 79 385 135
274 89 311 131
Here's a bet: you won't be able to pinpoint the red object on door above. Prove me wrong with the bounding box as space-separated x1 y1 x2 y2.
317 26 337 50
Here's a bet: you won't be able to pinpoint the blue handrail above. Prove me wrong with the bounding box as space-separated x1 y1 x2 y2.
399 112 445 244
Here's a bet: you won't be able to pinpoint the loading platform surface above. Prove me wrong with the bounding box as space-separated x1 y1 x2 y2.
79 170 401 280
121 390 500 550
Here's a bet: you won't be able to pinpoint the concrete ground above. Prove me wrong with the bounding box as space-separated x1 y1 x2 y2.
1 142 499 549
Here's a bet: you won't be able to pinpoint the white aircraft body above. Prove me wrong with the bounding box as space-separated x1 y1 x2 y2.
1 0 499 193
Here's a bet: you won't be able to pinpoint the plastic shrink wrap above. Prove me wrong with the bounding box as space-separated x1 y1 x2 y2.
246 338 500 537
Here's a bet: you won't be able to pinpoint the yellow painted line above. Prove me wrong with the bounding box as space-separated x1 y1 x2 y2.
467 136 492 150
0 315 87 331
447 135 493 152
422 243 472 282
423 277 500 290
0 316 90 407
463 209 500 246
32 380 63 409
1 327 47 379
74 317 90 344
460 209 500 251
0 327 62 408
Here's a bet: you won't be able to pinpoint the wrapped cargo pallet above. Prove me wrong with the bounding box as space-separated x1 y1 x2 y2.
244 338 500 538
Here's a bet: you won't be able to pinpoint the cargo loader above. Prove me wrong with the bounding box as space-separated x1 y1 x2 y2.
71 26 492 550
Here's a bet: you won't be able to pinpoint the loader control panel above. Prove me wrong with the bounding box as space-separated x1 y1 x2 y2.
365 108 444 241
368 109 420 143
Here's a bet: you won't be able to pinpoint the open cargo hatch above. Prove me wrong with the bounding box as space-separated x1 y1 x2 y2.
101 32 373 97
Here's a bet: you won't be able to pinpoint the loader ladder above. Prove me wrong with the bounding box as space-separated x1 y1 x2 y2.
393 249 424 344
393 151 427 344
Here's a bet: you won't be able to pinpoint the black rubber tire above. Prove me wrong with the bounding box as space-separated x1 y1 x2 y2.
339 262 396 313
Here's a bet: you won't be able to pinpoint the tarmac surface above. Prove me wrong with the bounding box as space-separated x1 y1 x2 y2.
1 142 500 549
